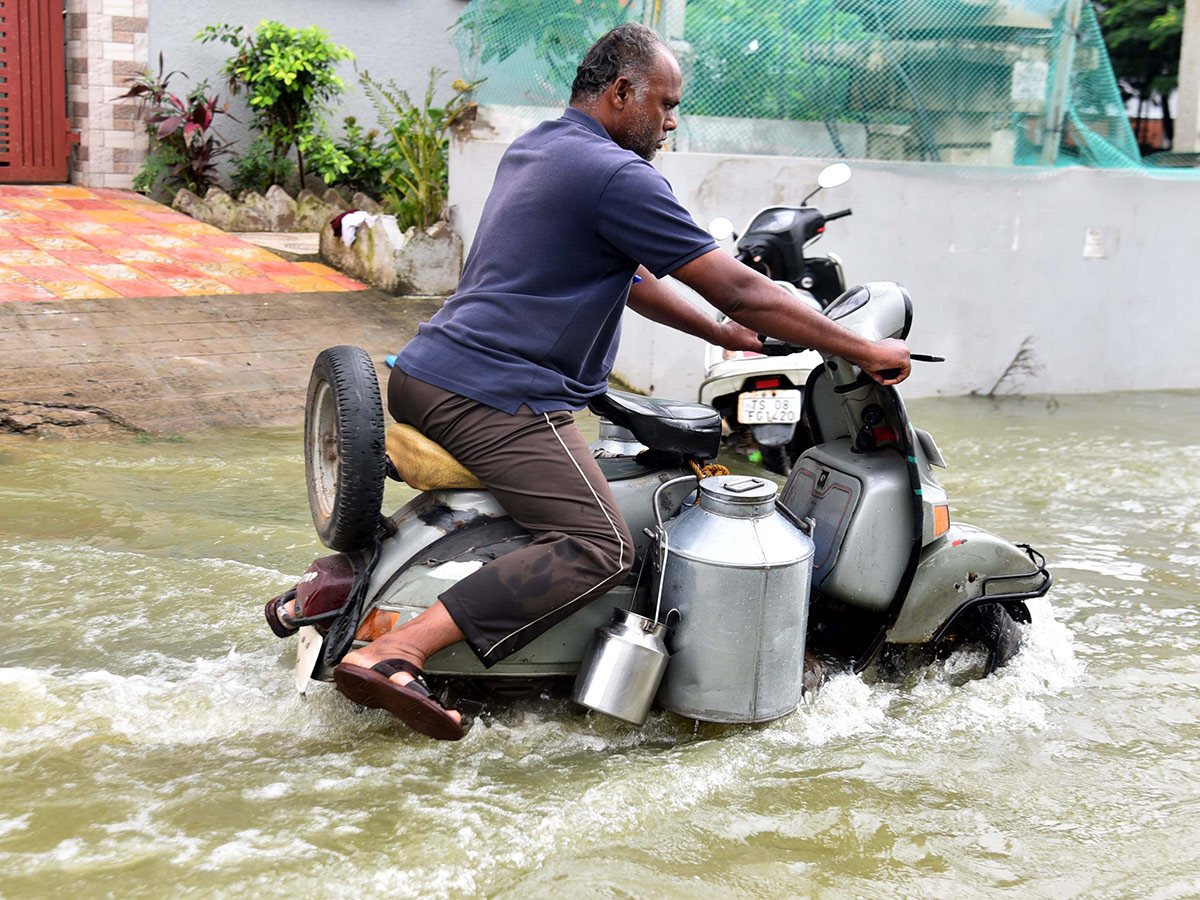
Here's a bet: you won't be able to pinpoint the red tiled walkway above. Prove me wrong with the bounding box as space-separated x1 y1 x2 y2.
0 185 364 301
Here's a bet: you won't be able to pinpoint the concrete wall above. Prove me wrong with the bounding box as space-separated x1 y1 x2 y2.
449 132 1200 400
147 0 470 168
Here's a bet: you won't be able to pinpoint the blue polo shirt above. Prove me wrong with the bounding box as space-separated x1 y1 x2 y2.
396 107 717 414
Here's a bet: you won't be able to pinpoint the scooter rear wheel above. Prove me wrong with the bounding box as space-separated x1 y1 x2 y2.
760 444 793 477
304 345 387 551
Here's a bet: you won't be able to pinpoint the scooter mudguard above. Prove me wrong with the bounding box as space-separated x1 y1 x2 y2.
886 523 1050 644
750 423 796 447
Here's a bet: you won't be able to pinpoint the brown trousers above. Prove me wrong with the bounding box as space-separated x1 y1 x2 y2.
388 368 634 667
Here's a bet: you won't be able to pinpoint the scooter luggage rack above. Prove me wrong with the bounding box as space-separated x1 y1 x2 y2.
931 544 1053 643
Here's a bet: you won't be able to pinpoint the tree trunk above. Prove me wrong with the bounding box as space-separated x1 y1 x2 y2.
1161 92 1175 149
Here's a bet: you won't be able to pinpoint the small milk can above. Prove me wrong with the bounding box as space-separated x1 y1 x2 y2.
571 607 671 725
656 475 815 724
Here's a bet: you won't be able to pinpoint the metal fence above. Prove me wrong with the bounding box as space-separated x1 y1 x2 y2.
454 0 1154 169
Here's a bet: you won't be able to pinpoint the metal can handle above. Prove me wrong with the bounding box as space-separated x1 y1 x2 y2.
648 475 698 625
652 475 700 530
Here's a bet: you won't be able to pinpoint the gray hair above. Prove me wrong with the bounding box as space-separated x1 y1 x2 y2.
570 23 666 103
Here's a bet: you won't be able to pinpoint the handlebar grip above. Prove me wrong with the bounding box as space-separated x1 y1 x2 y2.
824 208 853 222
758 335 804 356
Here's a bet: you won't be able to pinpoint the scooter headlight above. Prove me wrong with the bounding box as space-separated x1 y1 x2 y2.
825 282 913 341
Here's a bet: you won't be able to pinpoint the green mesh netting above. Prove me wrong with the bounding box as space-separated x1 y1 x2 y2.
453 0 1154 169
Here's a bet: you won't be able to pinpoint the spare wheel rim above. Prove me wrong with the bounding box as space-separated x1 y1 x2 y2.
308 379 339 521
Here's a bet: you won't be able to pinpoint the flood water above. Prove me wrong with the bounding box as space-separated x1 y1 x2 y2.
2 391 1198 900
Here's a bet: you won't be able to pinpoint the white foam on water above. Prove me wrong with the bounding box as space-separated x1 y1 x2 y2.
198 831 323 870
366 863 480 900
49 837 84 863
0 666 70 749
0 813 31 838
772 670 891 747
1 554 54 572
1 647 346 759
243 782 291 801
747 596 1081 761
0 538 297 581
884 598 1081 747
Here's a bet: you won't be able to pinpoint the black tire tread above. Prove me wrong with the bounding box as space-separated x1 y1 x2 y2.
305 345 386 551
958 602 1024 676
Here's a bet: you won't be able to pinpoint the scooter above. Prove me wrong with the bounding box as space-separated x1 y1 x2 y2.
271 282 1051 727
699 163 854 476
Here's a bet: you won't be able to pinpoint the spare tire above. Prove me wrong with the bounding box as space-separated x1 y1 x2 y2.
304 345 387 551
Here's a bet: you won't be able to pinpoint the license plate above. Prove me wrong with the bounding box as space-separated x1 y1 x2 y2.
294 626 324 695
737 389 802 424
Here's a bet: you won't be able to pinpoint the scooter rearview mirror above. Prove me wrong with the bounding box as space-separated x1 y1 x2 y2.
708 217 736 242
802 162 853 205
818 162 852 190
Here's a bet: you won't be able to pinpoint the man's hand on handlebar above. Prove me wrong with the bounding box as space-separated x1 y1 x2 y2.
859 338 911 385
718 319 763 353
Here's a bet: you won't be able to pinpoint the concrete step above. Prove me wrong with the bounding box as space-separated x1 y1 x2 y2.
231 232 322 262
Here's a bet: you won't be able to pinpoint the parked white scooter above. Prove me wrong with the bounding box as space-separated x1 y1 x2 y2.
699 163 854 475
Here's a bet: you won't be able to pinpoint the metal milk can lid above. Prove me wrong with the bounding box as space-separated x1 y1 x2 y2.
698 475 778 518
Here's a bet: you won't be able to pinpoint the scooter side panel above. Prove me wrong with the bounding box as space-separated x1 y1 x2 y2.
780 439 912 611
887 523 1047 643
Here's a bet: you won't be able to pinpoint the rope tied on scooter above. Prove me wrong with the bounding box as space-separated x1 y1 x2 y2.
689 458 730 480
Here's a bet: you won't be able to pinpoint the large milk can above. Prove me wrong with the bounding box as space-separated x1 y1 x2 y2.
655 475 815 723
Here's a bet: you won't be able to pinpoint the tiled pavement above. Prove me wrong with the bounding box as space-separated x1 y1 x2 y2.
0 184 364 301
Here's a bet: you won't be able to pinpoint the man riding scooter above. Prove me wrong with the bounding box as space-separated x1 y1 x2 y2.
268 23 911 740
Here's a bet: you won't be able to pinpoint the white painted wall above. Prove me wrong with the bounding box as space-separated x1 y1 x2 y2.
449 130 1200 400
148 0 470 164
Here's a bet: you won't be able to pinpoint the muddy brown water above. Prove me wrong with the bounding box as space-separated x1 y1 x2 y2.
1 392 1198 899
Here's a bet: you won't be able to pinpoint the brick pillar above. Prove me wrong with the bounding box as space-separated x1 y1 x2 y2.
65 0 149 188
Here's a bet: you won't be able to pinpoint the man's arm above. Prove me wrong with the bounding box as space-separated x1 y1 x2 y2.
670 249 912 385
626 265 761 351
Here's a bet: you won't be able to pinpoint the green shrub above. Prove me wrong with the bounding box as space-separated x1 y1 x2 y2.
197 20 353 188
117 54 234 196
308 117 394 198
359 69 480 230
231 136 296 194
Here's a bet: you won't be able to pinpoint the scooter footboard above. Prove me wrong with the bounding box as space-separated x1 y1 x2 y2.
886 523 1051 644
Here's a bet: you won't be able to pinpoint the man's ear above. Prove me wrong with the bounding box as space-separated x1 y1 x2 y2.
610 75 634 109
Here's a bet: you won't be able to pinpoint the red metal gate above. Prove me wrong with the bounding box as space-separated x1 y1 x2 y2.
0 0 70 182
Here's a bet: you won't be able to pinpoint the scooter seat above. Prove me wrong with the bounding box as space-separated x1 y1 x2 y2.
589 390 722 460
386 424 484 491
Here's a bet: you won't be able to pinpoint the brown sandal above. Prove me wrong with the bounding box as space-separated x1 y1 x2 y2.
333 658 465 741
